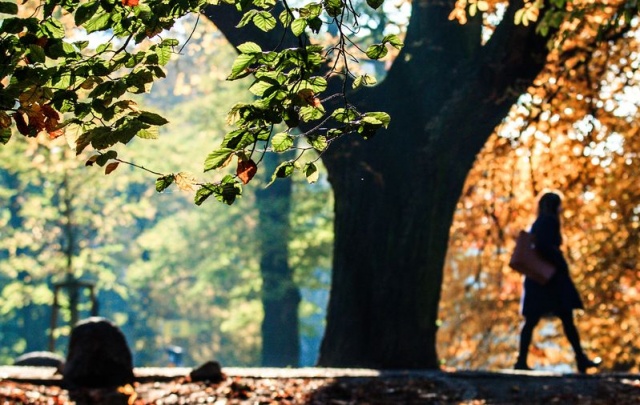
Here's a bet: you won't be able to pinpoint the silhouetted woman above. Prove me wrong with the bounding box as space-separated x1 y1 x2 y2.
515 191 599 373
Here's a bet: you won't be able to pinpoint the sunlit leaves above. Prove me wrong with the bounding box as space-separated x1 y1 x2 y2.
204 148 234 172
156 174 175 192
468 0 488 17
195 175 242 205
352 74 377 89
237 9 276 31
514 0 542 26
303 162 319 183
272 132 295 152
365 34 403 59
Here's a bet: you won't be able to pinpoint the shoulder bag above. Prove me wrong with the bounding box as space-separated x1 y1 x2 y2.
509 230 556 285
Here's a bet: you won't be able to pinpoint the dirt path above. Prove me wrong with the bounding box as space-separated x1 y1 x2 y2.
1 366 639 404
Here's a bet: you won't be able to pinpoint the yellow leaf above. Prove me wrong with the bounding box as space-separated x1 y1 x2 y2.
175 172 197 192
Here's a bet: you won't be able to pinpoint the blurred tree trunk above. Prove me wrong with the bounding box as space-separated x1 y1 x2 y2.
256 153 300 367
206 0 551 368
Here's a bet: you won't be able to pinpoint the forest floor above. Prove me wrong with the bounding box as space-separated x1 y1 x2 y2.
1 366 639 404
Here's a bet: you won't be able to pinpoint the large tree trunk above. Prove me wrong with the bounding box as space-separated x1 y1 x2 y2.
206 0 551 368
318 0 551 368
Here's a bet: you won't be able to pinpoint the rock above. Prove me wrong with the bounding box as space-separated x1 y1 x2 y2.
62 317 134 389
14 351 65 370
189 361 224 383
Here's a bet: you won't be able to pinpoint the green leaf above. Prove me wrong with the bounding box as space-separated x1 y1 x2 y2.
382 34 404 50
0 127 11 144
161 38 179 47
271 132 294 152
136 126 159 139
237 9 258 28
249 81 274 97
268 160 296 186
366 0 384 9
237 42 262 54
27 45 46 63
156 175 175 192
85 12 111 33
0 2 18 14
195 183 215 205
138 111 169 125
331 107 358 123
204 148 234 172
352 74 377 89
75 1 101 26
299 105 325 122
303 162 319 183
308 17 322 33
308 135 327 151
324 0 343 17
40 19 65 39
253 11 276 31
291 18 307 36
365 44 388 59
155 45 172 66
301 76 327 93
279 10 293 27
364 111 391 128
228 54 256 80
215 175 242 205
95 150 118 166
96 42 113 54
300 3 323 18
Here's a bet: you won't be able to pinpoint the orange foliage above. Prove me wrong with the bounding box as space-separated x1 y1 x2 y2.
439 0 640 372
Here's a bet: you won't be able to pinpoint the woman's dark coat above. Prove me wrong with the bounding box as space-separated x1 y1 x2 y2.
520 215 584 317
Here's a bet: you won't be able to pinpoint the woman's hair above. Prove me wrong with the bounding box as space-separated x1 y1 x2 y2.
537 191 562 217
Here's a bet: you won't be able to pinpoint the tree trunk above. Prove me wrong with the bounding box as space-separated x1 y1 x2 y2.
256 153 300 367
206 0 551 368
318 0 551 368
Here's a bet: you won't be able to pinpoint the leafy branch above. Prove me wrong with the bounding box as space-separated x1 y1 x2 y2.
0 0 402 205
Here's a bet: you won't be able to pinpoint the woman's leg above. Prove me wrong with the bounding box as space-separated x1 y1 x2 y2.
557 311 583 357
515 314 541 369
558 311 599 372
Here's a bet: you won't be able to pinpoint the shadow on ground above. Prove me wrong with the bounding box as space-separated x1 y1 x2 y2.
1 366 639 404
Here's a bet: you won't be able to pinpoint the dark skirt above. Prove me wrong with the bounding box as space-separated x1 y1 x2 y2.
520 271 583 318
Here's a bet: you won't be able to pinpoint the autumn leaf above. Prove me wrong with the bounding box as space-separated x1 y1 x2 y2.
12 112 30 136
237 159 258 184
85 155 99 166
48 128 64 139
105 162 119 174
298 89 321 108
175 172 197 192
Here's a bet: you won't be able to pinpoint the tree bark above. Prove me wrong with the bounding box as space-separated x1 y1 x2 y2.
318 0 551 368
206 0 552 368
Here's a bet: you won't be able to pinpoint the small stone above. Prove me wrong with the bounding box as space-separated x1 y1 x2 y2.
189 361 224 383
62 317 134 389
14 351 65 370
